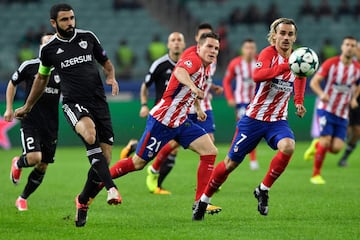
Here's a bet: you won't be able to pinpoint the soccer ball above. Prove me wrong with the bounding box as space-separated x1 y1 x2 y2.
289 47 319 77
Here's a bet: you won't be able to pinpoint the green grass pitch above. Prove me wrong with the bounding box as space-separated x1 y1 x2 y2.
0 142 359 240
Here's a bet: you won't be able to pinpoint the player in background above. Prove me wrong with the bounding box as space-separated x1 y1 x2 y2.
193 18 307 220
222 38 260 170
338 43 360 167
14 3 121 227
105 32 220 219
117 32 186 194
4 33 59 211
308 36 360 184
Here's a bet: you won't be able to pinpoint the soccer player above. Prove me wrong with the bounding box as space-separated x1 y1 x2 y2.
222 38 260 170
138 32 186 194
14 3 121 227
144 24 223 214
108 32 220 218
308 36 360 184
338 43 360 167
193 18 307 220
4 33 58 211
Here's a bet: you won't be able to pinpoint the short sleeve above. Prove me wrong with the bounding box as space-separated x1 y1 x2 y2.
89 31 108 64
176 53 202 75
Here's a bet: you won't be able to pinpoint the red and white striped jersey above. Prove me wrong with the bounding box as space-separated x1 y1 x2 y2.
150 51 207 127
316 56 360 119
246 46 305 122
184 46 216 113
223 56 256 104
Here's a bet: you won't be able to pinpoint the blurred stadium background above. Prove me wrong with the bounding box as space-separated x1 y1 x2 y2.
0 0 359 145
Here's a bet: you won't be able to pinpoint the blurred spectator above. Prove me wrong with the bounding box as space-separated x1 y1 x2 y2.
20 27 38 46
229 7 244 26
335 0 352 20
146 34 167 65
216 20 230 69
113 0 142 10
243 4 262 25
298 0 316 19
319 38 338 62
263 3 281 26
316 0 333 19
17 42 35 65
354 0 360 19
115 39 137 79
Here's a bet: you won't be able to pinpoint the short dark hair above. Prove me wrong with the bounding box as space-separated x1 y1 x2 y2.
197 23 213 34
343 36 357 42
39 32 54 44
242 38 255 45
50 3 73 20
198 32 220 45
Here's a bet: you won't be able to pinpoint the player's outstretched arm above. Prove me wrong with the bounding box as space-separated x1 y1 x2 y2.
103 59 119 96
4 81 17 122
174 67 204 99
14 73 49 119
139 83 149 118
350 85 360 109
310 74 328 102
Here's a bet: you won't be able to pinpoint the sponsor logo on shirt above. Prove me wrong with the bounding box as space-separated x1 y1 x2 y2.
271 79 293 92
60 54 92 68
44 87 60 95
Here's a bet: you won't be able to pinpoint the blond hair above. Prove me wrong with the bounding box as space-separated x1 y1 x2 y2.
267 18 297 45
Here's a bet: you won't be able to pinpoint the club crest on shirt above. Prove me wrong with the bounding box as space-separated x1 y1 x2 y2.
184 60 192 68
54 74 61 83
79 40 88 49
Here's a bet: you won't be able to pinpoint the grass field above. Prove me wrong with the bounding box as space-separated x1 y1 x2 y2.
0 142 359 240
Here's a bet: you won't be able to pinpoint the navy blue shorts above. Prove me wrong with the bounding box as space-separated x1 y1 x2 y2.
188 110 216 133
136 116 207 161
317 109 348 140
228 116 295 163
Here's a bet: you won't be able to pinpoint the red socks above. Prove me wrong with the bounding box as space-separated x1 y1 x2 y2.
110 157 136 179
151 142 174 172
262 151 291 188
203 161 230 198
195 155 216 201
249 149 257 161
313 143 327 176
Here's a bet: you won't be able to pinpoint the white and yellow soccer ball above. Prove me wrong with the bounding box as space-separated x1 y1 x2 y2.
289 47 319 77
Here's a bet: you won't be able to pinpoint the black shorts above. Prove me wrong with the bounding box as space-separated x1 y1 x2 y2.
62 100 114 145
20 127 57 164
349 106 360 126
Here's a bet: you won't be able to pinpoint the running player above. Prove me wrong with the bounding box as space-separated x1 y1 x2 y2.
14 3 121 227
193 18 307 220
5 33 59 211
145 24 223 214
138 32 186 194
308 36 360 184
222 38 259 170
108 32 220 219
338 43 360 167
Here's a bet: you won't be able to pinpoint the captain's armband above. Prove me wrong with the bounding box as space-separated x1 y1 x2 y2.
38 64 52 76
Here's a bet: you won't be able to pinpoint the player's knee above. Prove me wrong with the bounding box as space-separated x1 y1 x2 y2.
133 155 147 170
26 152 42 165
82 128 97 145
278 139 295 155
